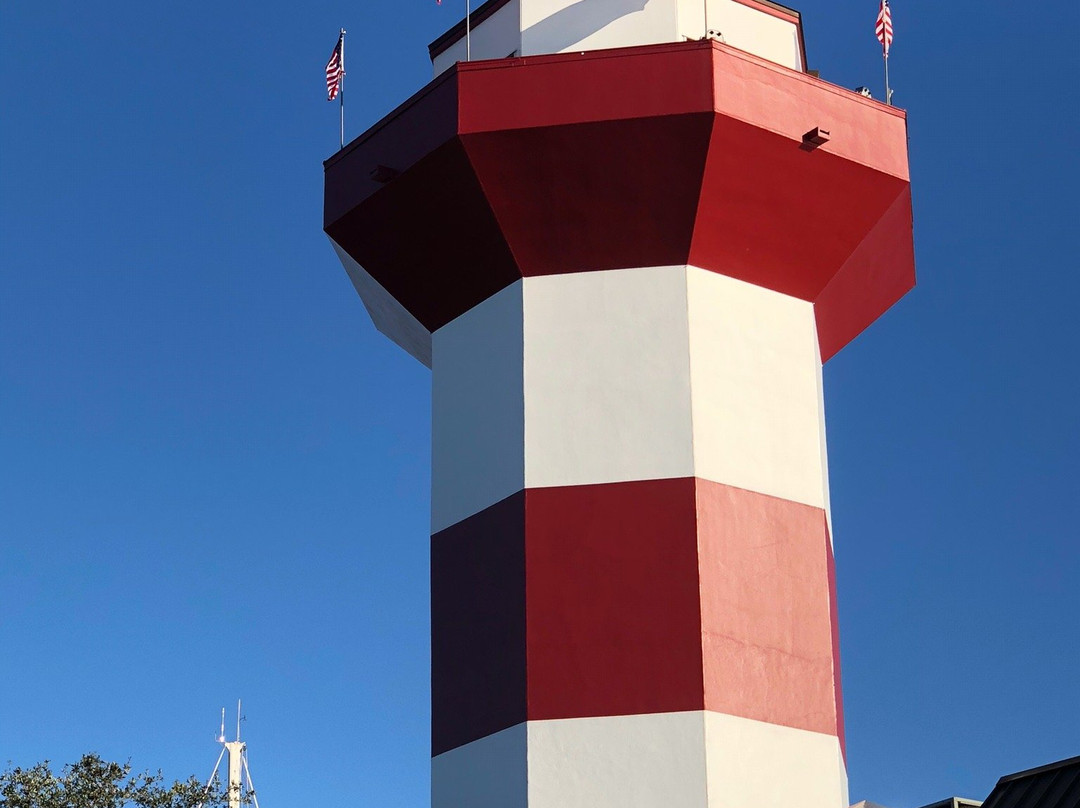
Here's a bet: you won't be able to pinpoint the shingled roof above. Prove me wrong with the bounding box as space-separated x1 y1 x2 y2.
981 755 1080 808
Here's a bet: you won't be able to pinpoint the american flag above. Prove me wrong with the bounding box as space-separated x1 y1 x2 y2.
875 0 894 56
326 34 344 101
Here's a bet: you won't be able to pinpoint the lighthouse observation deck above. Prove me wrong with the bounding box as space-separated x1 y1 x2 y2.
429 0 807 75
323 25 912 365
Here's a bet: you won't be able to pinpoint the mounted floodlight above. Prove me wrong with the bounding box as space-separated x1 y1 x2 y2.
803 127 831 147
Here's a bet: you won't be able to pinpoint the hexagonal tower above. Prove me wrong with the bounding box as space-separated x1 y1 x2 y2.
323 1 914 805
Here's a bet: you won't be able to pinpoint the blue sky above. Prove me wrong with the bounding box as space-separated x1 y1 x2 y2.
1 1 1077 806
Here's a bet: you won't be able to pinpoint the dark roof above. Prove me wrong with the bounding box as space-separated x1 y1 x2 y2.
981 755 1080 808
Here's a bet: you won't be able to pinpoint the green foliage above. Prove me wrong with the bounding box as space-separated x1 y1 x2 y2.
0 754 232 808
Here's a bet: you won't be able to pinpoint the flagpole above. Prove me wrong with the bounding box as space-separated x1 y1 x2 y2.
339 29 346 149
466 0 471 61
883 49 891 106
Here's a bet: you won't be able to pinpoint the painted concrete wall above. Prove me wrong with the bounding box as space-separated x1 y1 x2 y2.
433 0 803 75
521 0 673 57
432 724 528 808
528 712 709 807
429 266 831 532
815 334 834 539
431 282 524 533
522 266 694 493
678 0 804 70
329 238 432 366
432 712 846 807
686 267 827 512
432 0 522 75
705 711 848 807
423 266 842 805
712 0 803 70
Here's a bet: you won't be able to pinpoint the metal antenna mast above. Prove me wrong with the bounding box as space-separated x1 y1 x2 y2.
197 702 261 808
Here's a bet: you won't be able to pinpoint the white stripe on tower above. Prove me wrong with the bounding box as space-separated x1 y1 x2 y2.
433 713 848 808
431 266 831 533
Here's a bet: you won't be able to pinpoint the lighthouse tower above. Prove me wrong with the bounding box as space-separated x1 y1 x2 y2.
324 1 914 806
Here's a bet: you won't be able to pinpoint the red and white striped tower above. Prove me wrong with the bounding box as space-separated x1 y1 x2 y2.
324 1 914 805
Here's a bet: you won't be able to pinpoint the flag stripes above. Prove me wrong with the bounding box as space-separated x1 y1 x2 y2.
875 0 893 56
326 35 344 101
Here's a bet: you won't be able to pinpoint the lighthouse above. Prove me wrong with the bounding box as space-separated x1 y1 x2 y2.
323 1 914 805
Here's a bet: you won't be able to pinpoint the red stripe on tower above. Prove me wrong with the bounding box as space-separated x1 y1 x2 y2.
431 478 844 755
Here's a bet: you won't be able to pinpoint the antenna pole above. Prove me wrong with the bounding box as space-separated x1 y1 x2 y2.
202 703 256 808
466 0 471 61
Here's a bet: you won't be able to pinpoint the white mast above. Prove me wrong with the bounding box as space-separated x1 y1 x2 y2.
198 702 261 808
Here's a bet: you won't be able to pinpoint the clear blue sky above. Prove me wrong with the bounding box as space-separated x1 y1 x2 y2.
1 1 1077 806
